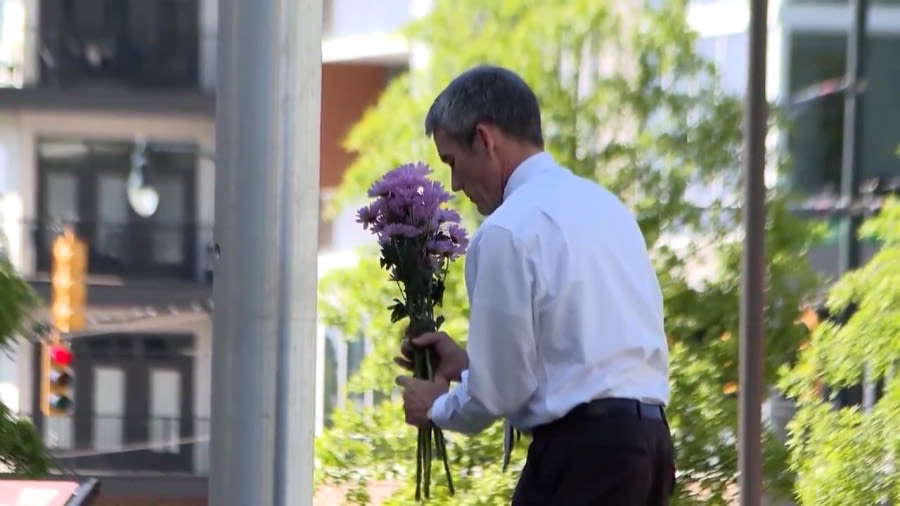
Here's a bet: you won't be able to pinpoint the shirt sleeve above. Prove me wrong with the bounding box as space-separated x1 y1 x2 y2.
428 371 495 434
429 225 539 433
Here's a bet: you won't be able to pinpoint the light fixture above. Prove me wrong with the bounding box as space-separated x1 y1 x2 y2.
127 138 160 218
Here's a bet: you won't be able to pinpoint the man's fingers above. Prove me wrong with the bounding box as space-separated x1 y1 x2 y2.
395 375 413 388
400 338 414 358
411 331 444 347
393 356 413 370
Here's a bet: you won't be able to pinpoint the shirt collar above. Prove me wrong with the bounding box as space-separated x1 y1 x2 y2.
503 151 555 201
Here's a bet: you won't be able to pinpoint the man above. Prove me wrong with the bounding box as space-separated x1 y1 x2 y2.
395 64 675 505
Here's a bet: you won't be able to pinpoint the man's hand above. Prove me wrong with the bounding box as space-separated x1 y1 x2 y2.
396 375 450 428
394 331 469 383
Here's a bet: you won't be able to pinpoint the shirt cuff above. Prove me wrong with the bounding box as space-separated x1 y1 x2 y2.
429 392 451 427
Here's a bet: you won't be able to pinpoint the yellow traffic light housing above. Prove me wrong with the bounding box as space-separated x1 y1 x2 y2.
40 335 75 417
51 227 87 333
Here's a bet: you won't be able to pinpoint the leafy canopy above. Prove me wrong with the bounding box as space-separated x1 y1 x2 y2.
0 255 51 476
317 0 819 504
783 197 900 505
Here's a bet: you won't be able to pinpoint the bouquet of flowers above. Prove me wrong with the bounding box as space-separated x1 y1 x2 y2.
357 162 468 501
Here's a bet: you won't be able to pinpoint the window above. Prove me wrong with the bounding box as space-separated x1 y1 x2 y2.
149 368 181 453
321 335 338 428
36 138 200 281
38 0 200 88
320 327 378 426
92 366 124 451
696 32 748 96
787 33 900 195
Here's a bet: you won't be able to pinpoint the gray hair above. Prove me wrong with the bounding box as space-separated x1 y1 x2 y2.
424 65 544 149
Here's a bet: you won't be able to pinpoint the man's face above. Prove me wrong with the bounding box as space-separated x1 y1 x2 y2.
433 127 503 215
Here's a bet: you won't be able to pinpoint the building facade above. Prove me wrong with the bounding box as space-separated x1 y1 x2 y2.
0 0 414 502
689 0 900 278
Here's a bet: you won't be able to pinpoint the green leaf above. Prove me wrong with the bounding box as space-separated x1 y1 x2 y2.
388 299 408 323
784 198 900 504
0 257 51 476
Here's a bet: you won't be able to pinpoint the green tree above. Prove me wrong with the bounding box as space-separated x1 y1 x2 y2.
782 197 900 505
0 255 51 476
316 0 820 503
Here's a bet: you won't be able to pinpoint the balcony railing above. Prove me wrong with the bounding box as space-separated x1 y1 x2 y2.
27 220 214 284
38 0 201 90
22 412 211 475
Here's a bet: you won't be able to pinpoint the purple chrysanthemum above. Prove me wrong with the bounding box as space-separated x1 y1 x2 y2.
357 161 464 498
357 162 468 271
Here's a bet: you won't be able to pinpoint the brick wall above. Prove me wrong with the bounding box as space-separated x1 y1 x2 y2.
320 63 389 189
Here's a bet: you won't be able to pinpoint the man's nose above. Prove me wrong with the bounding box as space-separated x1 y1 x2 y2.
451 173 462 192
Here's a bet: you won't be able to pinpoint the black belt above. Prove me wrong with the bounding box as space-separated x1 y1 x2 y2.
533 398 666 439
572 397 665 421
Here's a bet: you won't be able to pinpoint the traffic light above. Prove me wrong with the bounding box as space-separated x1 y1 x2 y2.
41 338 75 417
51 227 87 333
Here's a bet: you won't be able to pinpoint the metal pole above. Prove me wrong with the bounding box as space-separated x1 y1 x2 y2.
839 8 880 504
839 0 867 274
208 0 238 499
839 0 868 410
275 0 322 503
739 0 768 504
209 0 322 504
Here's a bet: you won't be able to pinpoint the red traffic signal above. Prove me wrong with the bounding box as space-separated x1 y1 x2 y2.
42 341 75 416
49 344 73 367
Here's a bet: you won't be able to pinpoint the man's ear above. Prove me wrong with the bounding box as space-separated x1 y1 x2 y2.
473 123 496 154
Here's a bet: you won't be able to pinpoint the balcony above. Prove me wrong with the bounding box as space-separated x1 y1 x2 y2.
0 0 213 113
42 414 210 475
27 220 214 284
39 0 200 90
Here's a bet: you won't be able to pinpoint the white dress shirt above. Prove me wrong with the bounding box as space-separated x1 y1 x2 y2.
429 151 669 434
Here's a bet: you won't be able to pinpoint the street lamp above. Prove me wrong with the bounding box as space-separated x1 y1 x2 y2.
127 138 160 218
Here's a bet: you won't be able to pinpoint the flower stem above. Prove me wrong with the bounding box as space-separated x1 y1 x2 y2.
409 318 455 501
424 425 432 499
415 427 423 502
434 428 454 495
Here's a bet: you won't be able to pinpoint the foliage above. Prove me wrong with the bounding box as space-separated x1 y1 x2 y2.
782 197 900 505
0 256 50 476
316 0 820 503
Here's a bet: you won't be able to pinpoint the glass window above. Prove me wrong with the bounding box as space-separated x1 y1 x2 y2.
346 337 366 408
38 0 200 88
36 138 198 279
149 368 181 454
322 335 338 427
787 33 900 195
321 327 378 422
696 32 748 96
93 366 124 451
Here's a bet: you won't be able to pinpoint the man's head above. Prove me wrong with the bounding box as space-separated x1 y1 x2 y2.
424 65 544 215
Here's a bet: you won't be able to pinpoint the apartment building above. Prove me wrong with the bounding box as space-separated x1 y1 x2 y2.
688 0 900 278
0 0 413 503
